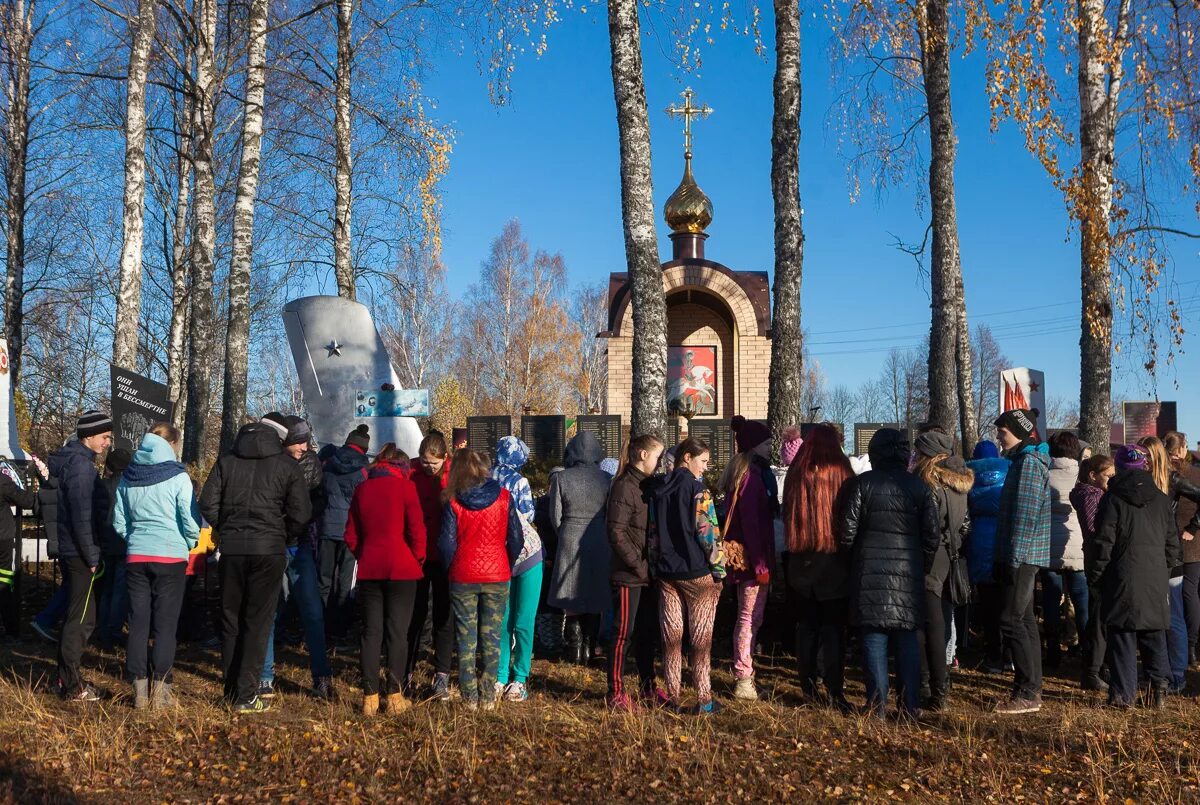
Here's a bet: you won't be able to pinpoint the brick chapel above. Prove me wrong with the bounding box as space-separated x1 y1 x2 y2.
601 91 773 428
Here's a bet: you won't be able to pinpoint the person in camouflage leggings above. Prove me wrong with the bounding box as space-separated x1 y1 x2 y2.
450 582 510 705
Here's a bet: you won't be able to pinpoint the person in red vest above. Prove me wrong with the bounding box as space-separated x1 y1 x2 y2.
439 448 523 711
404 431 454 700
344 444 426 716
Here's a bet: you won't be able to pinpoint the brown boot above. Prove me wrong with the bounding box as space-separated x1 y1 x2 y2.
362 693 379 716
386 692 411 714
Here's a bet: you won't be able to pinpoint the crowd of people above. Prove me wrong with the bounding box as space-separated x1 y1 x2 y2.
1 405 1195 719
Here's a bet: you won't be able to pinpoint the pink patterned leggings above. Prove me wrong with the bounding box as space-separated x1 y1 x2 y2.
733 581 768 680
659 577 722 704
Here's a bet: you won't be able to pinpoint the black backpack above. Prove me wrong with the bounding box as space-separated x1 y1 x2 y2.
36 476 59 559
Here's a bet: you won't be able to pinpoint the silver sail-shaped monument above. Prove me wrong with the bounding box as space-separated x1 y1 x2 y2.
282 296 423 456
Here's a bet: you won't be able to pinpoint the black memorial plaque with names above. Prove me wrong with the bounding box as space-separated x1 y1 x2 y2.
521 415 566 464
577 415 622 460
685 419 735 468
467 416 512 458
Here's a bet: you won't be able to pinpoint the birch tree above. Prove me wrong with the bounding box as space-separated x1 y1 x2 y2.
166 59 192 430
112 0 158 371
333 0 354 299
767 0 804 461
828 0 976 451
182 0 219 463
980 0 1200 452
1 0 32 387
608 0 666 439
220 0 269 453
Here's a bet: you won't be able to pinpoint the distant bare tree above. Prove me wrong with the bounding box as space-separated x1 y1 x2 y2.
971 324 1009 442
378 243 450 390
573 283 608 414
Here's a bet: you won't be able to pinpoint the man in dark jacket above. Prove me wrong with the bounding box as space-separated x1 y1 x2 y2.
841 428 940 718
95 447 132 650
50 410 113 700
992 408 1051 715
318 424 370 645
605 434 665 710
1089 445 1182 709
257 413 334 700
200 421 311 712
0 463 38 639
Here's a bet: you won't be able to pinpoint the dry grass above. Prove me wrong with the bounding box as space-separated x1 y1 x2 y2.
2 634 1200 804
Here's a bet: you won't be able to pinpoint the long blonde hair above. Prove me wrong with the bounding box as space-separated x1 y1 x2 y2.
1137 436 1171 494
722 452 754 500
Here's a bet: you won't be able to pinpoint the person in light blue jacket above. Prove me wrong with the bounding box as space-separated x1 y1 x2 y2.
113 424 200 709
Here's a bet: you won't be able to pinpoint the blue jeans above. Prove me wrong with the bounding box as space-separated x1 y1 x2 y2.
1041 569 1089 644
861 628 921 716
96 557 128 645
262 546 332 684
35 572 70 629
1169 576 1188 690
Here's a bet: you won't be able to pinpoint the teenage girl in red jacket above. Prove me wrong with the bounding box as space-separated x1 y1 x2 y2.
344 444 426 716
439 448 523 710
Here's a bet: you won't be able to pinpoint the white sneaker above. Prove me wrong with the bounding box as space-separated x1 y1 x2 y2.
733 677 758 701
504 681 528 702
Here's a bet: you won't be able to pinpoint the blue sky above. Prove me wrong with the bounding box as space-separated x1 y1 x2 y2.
419 7 1200 438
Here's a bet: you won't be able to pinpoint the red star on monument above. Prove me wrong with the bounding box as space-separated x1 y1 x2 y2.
1028 380 1040 392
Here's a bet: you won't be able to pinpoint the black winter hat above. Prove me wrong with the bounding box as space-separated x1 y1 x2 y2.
282 415 312 447
105 447 133 474
77 410 112 439
915 430 955 458
995 408 1039 442
346 424 370 452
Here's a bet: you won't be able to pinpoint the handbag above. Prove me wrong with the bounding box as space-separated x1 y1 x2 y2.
946 514 972 606
721 482 748 573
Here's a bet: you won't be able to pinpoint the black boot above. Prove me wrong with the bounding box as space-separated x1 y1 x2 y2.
1044 637 1062 672
565 617 585 665
1189 643 1198 669
582 614 601 665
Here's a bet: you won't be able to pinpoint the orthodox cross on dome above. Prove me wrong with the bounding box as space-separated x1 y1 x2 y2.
666 88 712 158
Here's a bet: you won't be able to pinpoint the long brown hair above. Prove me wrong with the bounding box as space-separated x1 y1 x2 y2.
783 424 853 554
1164 432 1190 463
1138 436 1172 494
420 431 449 459
443 448 491 503
674 437 710 470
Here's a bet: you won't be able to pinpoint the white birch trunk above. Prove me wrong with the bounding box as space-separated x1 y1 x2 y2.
167 74 193 430
3 0 32 387
768 0 804 460
333 0 354 299
112 0 158 370
607 0 666 439
920 0 961 438
220 0 269 453
1076 0 1129 454
182 0 219 463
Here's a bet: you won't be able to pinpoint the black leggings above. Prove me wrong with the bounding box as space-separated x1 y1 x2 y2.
359 579 417 695
921 590 948 695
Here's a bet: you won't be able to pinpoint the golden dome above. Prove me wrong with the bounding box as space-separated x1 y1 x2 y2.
663 155 713 234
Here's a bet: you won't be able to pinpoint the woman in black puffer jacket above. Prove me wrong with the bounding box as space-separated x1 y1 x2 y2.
841 428 940 718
